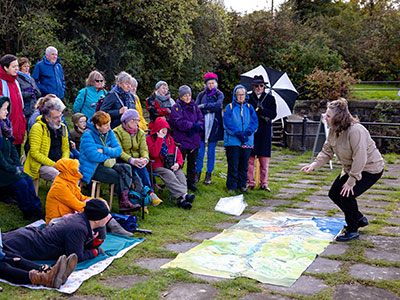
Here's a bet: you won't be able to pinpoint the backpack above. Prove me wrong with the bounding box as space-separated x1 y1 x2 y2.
129 170 152 206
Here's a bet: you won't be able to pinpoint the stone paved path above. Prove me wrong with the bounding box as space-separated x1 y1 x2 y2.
87 154 400 299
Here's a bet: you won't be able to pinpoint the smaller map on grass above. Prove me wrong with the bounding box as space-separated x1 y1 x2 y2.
161 211 346 287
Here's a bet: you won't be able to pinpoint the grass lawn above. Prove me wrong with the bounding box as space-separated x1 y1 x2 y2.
350 83 400 100
0 147 399 299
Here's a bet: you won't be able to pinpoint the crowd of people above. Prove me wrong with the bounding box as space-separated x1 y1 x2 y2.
0 44 386 289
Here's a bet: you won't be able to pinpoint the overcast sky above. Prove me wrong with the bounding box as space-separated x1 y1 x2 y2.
224 0 287 13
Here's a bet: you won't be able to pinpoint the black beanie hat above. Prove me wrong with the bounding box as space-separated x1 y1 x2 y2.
84 199 109 221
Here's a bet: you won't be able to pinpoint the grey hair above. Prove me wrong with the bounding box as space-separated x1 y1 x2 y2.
45 46 58 55
115 71 133 85
204 79 218 88
235 87 246 95
42 97 65 117
131 77 138 86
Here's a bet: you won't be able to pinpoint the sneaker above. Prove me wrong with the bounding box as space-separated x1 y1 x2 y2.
261 185 271 192
335 231 359 242
195 172 201 183
149 192 163 206
187 182 198 192
203 173 212 185
358 216 369 228
143 206 150 214
185 193 195 203
177 199 192 210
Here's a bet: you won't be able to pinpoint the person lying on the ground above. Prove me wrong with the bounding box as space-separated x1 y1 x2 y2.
45 158 132 236
2 199 111 262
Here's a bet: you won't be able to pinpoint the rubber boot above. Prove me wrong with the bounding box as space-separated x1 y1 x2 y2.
107 218 133 236
29 255 67 288
119 190 140 212
194 172 201 183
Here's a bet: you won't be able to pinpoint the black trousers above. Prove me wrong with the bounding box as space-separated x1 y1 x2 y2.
0 255 40 284
328 170 383 232
226 146 252 190
181 148 199 185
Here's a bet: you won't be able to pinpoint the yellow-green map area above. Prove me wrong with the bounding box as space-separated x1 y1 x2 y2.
162 211 346 286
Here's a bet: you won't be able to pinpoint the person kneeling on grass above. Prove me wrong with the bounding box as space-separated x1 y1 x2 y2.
2 199 111 262
146 117 195 209
45 158 132 236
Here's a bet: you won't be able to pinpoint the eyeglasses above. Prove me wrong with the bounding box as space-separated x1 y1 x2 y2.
236 93 246 97
50 113 63 120
95 79 104 83
253 84 264 88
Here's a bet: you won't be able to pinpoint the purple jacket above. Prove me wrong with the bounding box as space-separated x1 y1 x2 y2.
170 98 204 150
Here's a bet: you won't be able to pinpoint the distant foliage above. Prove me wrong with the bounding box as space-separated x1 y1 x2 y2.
305 64 359 100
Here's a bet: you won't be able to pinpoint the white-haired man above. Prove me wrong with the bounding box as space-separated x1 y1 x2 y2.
32 46 65 99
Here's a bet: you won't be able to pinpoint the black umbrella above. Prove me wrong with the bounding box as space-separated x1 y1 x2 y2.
240 65 298 122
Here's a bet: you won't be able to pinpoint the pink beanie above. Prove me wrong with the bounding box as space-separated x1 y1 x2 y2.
204 72 218 83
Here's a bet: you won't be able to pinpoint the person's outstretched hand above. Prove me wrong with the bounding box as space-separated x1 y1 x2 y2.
340 182 354 198
300 165 314 173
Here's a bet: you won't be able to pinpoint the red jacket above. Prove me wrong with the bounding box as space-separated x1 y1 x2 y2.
146 117 183 169
0 66 26 145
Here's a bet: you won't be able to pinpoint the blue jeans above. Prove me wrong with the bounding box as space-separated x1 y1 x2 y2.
195 141 217 174
9 176 42 212
225 146 251 190
132 166 152 191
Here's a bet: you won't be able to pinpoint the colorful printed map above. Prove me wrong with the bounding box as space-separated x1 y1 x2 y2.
161 211 346 287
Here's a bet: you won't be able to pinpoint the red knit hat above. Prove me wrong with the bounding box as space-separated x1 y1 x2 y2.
204 72 218 83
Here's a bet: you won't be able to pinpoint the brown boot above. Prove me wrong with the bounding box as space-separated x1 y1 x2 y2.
61 253 78 285
119 190 140 212
29 255 67 288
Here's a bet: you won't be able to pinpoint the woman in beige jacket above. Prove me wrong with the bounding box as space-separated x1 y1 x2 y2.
301 98 384 242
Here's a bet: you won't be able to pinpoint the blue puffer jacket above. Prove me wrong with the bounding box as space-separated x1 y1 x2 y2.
79 120 122 183
32 56 65 99
223 85 258 147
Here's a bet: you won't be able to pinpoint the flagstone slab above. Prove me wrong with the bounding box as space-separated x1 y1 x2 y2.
296 201 337 210
136 258 173 271
334 284 400 300
381 226 400 235
163 283 217 300
165 242 201 253
283 208 327 217
364 235 400 249
306 195 332 202
214 222 236 229
274 193 295 199
192 274 227 283
270 177 287 181
247 206 273 212
358 199 392 207
231 213 254 220
313 190 329 196
364 248 400 262
305 257 342 274
263 276 328 295
188 232 220 240
279 187 307 194
349 264 400 281
296 179 321 185
361 207 387 214
378 179 400 188
240 292 294 300
261 199 292 206
386 217 400 225
320 243 349 256
100 275 148 289
358 193 392 200
286 183 312 189
274 173 296 177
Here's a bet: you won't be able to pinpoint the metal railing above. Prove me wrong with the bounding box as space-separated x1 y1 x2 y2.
281 117 400 151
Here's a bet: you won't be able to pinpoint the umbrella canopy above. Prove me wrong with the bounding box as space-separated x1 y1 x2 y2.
240 65 298 122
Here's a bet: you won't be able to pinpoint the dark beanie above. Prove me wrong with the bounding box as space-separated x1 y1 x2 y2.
84 199 109 221
179 85 192 98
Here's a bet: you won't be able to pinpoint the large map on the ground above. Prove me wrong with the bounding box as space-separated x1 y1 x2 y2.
161 211 346 287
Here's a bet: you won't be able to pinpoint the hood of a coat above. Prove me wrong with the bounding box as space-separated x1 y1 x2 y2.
150 117 171 135
232 84 249 107
55 158 83 182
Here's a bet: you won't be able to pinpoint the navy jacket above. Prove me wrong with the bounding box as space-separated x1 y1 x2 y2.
32 56 65 99
2 213 96 262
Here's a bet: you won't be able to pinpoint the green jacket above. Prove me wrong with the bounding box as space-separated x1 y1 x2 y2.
24 116 70 179
113 125 149 163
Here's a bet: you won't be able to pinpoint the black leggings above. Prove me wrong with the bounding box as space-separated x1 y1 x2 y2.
0 255 40 284
328 170 383 232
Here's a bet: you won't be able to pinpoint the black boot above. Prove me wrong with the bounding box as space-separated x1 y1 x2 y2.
203 173 212 185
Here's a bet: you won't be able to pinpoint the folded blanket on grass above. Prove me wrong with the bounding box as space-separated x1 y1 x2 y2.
0 220 144 294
